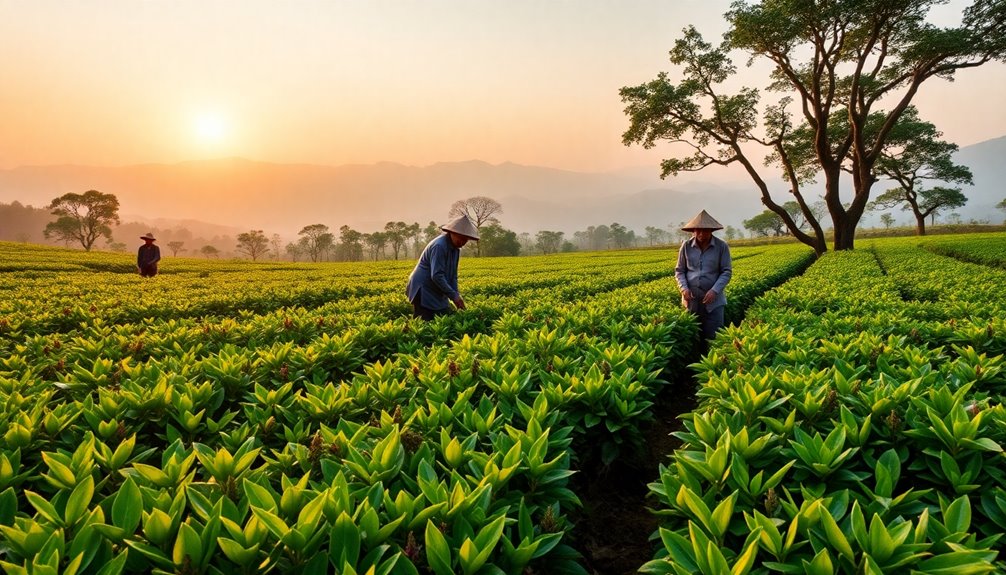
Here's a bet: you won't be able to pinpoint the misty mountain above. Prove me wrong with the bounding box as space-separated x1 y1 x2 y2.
1 136 1003 243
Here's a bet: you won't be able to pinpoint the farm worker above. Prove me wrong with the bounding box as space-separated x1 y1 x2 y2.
137 233 161 277
406 214 480 320
675 210 732 342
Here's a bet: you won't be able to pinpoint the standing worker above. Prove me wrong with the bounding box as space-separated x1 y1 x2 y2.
675 210 732 343
406 215 479 320
137 233 161 277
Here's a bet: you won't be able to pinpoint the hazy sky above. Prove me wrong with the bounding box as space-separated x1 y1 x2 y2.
2 0 1003 173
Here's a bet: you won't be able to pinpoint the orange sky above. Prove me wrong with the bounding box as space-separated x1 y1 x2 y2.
1 0 1003 173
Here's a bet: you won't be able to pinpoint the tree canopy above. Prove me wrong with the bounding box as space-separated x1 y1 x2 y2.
622 0 1006 254
43 190 120 251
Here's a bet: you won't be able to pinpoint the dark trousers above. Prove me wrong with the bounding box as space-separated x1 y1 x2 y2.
139 264 158 277
687 300 725 341
411 293 450 321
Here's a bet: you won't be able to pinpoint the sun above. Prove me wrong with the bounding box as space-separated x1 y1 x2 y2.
193 112 228 145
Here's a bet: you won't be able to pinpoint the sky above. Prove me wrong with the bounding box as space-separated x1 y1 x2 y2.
1 0 1004 174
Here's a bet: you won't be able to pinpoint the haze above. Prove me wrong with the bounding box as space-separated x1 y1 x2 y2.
2 0 1003 176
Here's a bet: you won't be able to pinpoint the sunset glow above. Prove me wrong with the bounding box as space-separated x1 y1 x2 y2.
0 0 1003 172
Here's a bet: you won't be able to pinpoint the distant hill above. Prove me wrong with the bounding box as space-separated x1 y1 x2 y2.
1 136 1002 242
0 158 761 239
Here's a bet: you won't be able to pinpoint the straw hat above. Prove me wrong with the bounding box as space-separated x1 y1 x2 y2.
441 215 480 240
681 210 723 232
140 233 157 241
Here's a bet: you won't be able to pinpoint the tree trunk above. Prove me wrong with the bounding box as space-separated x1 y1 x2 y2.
832 216 857 251
915 216 927 236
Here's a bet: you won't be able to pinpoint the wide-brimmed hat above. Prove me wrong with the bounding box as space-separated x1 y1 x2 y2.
681 210 723 231
441 215 480 240
140 233 157 241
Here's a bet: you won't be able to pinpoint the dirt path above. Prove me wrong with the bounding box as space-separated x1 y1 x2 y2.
573 374 699 574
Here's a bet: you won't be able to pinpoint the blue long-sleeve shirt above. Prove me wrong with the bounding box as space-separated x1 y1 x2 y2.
674 235 732 311
406 234 460 311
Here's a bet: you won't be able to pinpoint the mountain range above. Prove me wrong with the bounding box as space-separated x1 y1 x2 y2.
1 136 1004 241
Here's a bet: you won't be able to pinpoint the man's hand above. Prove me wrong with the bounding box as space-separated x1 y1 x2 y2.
701 290 717 306
453 295 466 310
680 288 693 302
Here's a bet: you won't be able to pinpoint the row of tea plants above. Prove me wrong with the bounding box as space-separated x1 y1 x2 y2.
0 241 813 574
642 232 1006 574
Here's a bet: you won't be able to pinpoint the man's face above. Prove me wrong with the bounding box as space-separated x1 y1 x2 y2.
694 229 713 244
449 232 470 248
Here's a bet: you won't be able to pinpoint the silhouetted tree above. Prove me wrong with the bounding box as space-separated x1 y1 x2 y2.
285 242 304 262
363 232 387 261
236 230 270 261
997 198 1006 222
384 221 411 260
880 213 895 229
200 245 220 258
337 225 364 261
298 224 334 262
43 190 120 251
166 241 185 256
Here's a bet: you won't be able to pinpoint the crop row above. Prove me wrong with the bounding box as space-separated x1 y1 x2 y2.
643 237 1006 574
0 242 814 574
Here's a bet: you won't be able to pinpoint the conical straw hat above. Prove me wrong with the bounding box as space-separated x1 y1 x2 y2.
441 215 480 240
681 210 723 231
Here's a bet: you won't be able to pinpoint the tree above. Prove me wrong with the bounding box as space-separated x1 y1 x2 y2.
478 223 521 257
271 234 283 259
644 226 668 246
858 107 973 235
200 245 220 258
997 198 1006 222
43 190 120 251
870 186 968 236
535 231 564 255
166 241 185 256
621 2 1006 254
383 221 411 260
744 210 786 237
285 242 304 262
880 213 895 229
297 224 335 262
363 232 387 261
449 197 503 256
724 225 741 241
337 225 364 261
236 230 270 261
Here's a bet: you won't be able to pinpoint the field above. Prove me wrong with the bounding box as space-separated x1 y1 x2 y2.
0 233 1004 574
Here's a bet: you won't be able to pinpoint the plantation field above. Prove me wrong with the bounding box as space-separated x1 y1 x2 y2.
0 233 1004 574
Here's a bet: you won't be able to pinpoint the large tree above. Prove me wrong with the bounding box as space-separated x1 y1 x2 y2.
449 196 502 256
297 224 334 262
864 108 973 235
43 190 120 251
236 230 270 261
622 1 1006 253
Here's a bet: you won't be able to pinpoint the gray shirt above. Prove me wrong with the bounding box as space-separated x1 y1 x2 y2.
406 233 460 311
674 235 732 311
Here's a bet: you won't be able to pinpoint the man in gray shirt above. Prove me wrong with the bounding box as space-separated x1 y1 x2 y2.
675 210 732 343
406 215 480 320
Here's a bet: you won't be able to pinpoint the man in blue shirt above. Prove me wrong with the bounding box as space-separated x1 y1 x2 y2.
675 210 732 343
406 215 480 320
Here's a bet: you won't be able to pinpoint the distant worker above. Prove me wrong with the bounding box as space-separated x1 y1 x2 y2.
137 233 161 277
675 210 732 343
406 215 479 320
